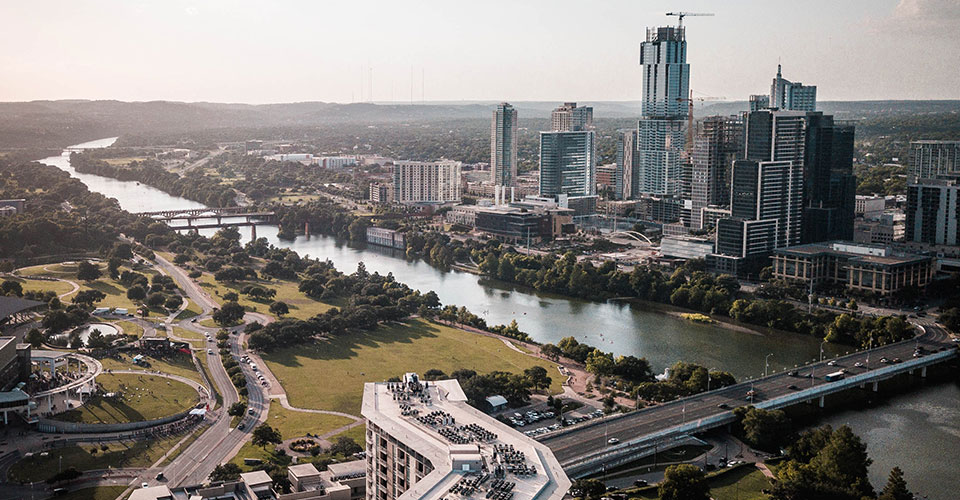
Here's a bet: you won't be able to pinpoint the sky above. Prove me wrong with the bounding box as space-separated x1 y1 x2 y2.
1 0 958 104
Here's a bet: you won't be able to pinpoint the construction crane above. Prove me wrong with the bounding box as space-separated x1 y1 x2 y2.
665 11 714 26
676 90 727 156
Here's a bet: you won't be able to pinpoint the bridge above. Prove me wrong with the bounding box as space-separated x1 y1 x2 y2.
541 321 957 478
607 230 653 245
134 207 276 233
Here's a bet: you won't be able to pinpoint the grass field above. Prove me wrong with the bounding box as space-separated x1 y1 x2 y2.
51 372 198 424
262 319 562 415
49 486 128 500
176 299 203 319
229 403 355 470
99 351 202 385
709 465 773 500
5 275 77 298
115 320 144 337
197 272 334 321
330 423 366 447
8 435 188 482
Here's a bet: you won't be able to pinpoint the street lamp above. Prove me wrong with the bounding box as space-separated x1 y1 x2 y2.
764 353 774 378
706 367 718 392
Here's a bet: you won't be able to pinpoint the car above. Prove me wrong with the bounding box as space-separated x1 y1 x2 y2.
238 423 245 430
854 362 863 368
607 437 619 445
880 357 890 364
207 349 213 354
827 360 837 366
141 482 149 488
787 370 798 377
952 338 960 343
261 380 268 386
892 357 902 363
913 351 921 358
787 384 798 390
248 408 255 415
155 472 164 481
717 403 729 409
633 479 648 487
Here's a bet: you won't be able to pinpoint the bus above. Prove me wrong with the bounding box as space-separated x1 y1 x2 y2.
824 371 845 382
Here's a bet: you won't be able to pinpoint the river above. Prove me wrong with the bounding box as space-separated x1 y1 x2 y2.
41 139 959 496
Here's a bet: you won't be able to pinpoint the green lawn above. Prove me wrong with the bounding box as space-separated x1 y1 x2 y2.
114 320 144 338
51 486 127 500
176 299 203 319
8 435 187 482
51 373 198 424
6 275 76 298
228 403 355 470
99 351 201 384
709 465 773 500
262 318 562 415
197 272 334 321
330 424 366 448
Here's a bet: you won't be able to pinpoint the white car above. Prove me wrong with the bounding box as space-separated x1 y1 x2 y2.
141 482 149 488
207 349 213 354
827 360 837 366
607 438 619 445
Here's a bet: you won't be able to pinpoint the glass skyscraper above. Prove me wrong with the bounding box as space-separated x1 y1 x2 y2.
636 25 689 196
539 130 596 197
491 102 518 187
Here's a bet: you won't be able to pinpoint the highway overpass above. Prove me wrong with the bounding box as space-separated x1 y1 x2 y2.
541 321 957 478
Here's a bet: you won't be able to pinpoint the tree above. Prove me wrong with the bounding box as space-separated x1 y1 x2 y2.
209 463 243 482
228 402 247 417
740 407 792 451
76 261 102 282
223 291 239 302
423 369 447 380
86 328 110 349
72 289 106 307
251 423 282 449
269 301 289 317
126 285 146 301
107 257 122 279
25 328 43 347
540 343 561 361
1 280 23 297
213 301 245 326
111 242 134 260
146 292 166 308
329 436 363 457
524 366 551 392
571 479 606 500
42 309 73 332
658 464 710 500
164 295 183 310
878 467 912 500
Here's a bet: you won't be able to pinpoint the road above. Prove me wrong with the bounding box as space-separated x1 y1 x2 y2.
541 319 956 466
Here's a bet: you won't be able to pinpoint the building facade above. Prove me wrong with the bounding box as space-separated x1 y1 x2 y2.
905 177 960 246
550 102 593 132
392 161 462 204
800 113 856 243
689 115 743 228
366 227 406 250
615 129 638 200
636 25 689 196
369 182 393 204
539 131 596 197
491 103 519 187
908 140 960 179
770 64 817 112
772 241 934 296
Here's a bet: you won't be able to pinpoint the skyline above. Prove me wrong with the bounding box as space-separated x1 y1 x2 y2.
1 0 958 104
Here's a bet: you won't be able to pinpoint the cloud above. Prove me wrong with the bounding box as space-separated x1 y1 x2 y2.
870 0 960 37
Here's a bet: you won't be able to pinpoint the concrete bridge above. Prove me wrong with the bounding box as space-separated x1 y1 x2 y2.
134 207 276 233
542 321 957 478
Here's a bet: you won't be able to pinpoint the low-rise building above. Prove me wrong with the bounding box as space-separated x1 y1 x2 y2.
854 211 905 245
367 227 406 250
446 205 479 227
772 241 934 296
362 373 570 500
315 156 358 169
266 153 315 164
660 236 714 260
370 182 394 204
855 195 886 220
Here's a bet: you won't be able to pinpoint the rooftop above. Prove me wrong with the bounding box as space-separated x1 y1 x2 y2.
362 374 570 500
775 241 931 266
0 296 44 320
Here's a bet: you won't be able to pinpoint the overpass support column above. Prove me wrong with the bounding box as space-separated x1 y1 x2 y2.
921 366 927 378
47 394 52 412
818 396 825 408
872 381 879 392
251 225 257 240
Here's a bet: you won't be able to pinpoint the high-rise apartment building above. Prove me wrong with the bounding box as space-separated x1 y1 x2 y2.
392 160 462 204
636 25 689 196
908 140 960 179
749 94 770 111
362 373 570 500
551 102 593 132
615 129 638 200
491 103 519 187
689 115 744 228
905 177 960 246
770 64 817 112
539 130 596 197
800 113 856 243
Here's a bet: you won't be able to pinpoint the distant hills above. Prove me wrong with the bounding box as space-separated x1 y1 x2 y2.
1 99 958 148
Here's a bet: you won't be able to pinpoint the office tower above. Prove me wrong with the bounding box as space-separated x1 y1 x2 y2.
908 140 960 179
491 103 519 187
636 25 689 196
392 160 462 204
744 109 806 163
800 113 857 243
749 94 770 111
689 115 744 228
551 102 593 132
539 130 596 197
615 129 638 200
906 177 960 246
770 64 817 111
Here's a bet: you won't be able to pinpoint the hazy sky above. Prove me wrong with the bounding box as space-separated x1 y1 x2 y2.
1 0 958 104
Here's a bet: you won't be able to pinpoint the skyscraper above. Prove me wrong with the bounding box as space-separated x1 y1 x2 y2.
770 64 817 112
689 115 744 228
800 113 856 243
636 25 689 196
906 177 960 246
539 131 596 197
615 129 638 201
908 140 960 179
491 103 518 187
749 94 770 111
551 102 593 132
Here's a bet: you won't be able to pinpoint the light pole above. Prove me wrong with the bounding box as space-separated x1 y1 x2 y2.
706 367 718 392
764 353 774 378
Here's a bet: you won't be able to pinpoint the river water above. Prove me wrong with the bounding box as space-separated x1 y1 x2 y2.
41 139 959 496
